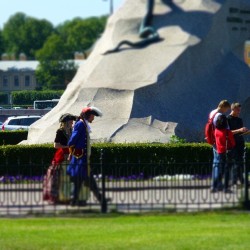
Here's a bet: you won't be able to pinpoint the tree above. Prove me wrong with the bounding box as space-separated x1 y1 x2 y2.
35 34 69 60
34 17 107 90
0 30 4 56
2 13 26 57
35 34 78 90
56 16 107 56
36 60 78 90
1 13 107 90
2 13 107 60
2 12 54 59
20 18 54 58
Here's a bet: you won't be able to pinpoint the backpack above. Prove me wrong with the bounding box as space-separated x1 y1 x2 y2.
204 112 217 145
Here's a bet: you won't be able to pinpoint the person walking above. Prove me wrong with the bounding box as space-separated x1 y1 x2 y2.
43 113 83 204
67 106 110 206
53 113 78 203
227 102 248 186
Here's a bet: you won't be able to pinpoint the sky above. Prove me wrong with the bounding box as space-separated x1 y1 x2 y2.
0 0 125 29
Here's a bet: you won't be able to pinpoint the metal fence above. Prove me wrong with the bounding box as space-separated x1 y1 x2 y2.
0 155 249 217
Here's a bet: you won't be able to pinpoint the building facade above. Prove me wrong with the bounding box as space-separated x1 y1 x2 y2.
0 61 39 104
0 58 85 104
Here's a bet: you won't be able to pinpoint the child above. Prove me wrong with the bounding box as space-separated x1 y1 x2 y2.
211 115 235 193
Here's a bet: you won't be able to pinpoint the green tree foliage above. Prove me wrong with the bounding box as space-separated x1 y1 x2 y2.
2 13 26 57
56 16 107 54
2 13 107 61
35 60 78 90
2 12 54 59
36 16 108 60
0 29 4 56
21 18 54 58
0 92 8 104
34 16 107 90
1 13 107 90
11 90 63 105
35 34 69 60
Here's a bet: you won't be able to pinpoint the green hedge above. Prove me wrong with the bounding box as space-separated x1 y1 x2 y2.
0 144 54 176
11 90 63 105
1 143 249 177
92 143 215 178
93 143 211 163
0 143 213 176
0 92 8 104
0 131 28 145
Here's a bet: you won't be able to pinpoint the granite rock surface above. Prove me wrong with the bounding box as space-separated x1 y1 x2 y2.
26 0 250 144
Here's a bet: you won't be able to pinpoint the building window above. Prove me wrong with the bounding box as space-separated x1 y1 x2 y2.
3 76 8 87
25 75 30 86
14 75 19 86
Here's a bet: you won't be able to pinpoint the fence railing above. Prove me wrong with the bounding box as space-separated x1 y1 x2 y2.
0 156 249 216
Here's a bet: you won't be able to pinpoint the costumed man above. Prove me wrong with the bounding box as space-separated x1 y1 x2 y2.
67 106 110 206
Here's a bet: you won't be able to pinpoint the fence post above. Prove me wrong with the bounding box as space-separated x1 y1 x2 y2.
243 148 250 210
100 149 107 213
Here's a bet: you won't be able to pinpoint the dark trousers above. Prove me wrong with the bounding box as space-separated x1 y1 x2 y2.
232 146 245 185
71 173 102 203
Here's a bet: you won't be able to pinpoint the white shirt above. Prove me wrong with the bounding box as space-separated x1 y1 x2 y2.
209 109 222 126
84 119 92 133
209 109 229 128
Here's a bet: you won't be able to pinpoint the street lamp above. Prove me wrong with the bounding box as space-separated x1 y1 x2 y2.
103 0 113 15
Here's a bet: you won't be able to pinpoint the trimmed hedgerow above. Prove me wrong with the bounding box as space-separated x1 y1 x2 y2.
0 143 249 176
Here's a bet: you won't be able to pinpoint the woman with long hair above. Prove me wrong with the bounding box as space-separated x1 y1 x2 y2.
43 113 89 204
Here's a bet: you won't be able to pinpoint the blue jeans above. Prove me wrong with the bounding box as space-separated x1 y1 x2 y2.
212 147 224 190
212 146 233 191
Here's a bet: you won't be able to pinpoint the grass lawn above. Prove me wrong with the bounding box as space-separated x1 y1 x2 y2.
0 211 249 250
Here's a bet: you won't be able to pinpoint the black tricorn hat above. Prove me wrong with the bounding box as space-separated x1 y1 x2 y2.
59 113 77 123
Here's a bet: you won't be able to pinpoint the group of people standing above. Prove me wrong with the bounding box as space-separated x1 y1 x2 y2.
43 106 110 206
209 100 248 193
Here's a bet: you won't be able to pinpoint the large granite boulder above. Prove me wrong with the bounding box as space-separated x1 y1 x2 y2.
26 0 250 144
